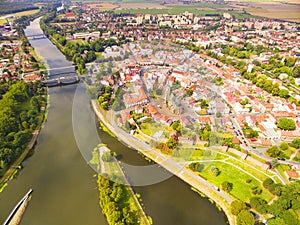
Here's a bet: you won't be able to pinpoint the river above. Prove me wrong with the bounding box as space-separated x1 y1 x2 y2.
0 17 227 225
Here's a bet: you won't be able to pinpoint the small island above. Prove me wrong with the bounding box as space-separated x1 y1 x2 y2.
97 145 152 225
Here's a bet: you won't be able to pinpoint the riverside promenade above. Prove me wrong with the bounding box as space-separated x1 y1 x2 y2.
91 100 235 225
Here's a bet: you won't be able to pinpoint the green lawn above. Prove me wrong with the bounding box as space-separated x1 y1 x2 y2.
198 161 274 202
189 149 228 161
277 164 291 183
140 122 170 137
226 158 276 182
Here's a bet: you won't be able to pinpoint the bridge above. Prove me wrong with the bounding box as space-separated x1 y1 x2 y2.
23 65 78 77
42 75 81 87
27 33 47 40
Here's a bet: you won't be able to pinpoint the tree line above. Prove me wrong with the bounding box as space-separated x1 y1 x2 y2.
0 80 46 176
250 179 300 225
98 175 140 225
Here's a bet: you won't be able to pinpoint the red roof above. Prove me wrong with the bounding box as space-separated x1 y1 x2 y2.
66 12 75 18
285 170 299 179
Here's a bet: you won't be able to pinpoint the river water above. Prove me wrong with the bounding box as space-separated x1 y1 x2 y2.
0 18 227 225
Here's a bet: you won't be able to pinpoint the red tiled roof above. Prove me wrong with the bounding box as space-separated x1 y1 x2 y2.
285 170 299 179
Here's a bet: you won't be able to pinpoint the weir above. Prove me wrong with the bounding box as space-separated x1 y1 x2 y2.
27 34 47 40
42 75 81 87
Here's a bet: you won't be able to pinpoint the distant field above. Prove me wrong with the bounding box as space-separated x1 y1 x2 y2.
88 3 118 9
119 3 167 9
117 2 233 10
232 0 299 2
243 2 300 22
0 9 39 25
114 6 252 19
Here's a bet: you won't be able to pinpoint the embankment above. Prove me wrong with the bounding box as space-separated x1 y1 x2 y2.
91 100 235 225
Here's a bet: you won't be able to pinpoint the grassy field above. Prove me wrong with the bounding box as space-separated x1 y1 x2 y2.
111 2 251 18
140 122 170 137
240 1 300 22
189 149 228 161
114 7 231 16
198 161 274 203
0 9 39 25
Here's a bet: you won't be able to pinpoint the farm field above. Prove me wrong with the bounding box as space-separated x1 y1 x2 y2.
0 9 39 25
87 3 118 10
232 1 300 22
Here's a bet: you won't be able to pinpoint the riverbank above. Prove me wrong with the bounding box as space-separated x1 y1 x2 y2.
0 91 49 192
98 146 151 225
91 100 235 225
0 131 39 192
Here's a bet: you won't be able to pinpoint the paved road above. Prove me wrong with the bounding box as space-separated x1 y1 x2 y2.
230 117 299 166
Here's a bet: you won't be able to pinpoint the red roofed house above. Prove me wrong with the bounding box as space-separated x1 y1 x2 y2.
24 74 42 82
198 117 212 125
285 170 299 180
65 12 76 20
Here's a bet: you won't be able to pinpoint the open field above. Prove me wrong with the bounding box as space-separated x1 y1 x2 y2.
119 3 167 9
114 7 251 18
232 1 300 22
232 0 299 2
0 9 39 25
198 161 274 203
87 3 118 9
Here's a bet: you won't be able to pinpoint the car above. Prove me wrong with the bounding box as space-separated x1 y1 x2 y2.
277 158 286 161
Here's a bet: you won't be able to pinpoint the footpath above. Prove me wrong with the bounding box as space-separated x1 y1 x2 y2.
92 100 235 225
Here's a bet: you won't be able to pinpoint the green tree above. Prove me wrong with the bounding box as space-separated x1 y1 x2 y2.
102 151 113 162
278 89 290 99
277 118 296 130
236 210 255 225
171 121 182 132
221 181 233 193
189 162 205 172
231 200 247 216
290 138 300 149
199 124 211 141
280 142 289 150
267 146 281 158
267 218 285 225
166 137 178 150
186 89 193 96
210 166 220 177
250 197 268 214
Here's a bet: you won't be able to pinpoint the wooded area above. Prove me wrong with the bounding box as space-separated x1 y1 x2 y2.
0 80 46 177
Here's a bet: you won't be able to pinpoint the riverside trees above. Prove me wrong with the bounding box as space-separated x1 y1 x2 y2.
0 80 46 176
98 175 138 225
